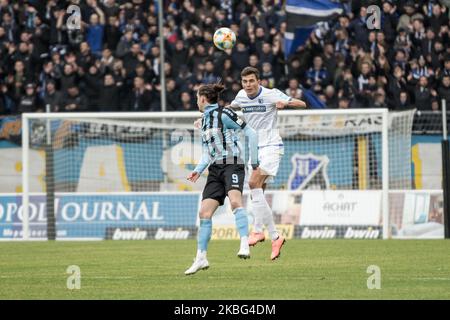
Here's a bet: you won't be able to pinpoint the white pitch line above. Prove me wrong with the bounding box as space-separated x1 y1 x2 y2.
413 277 450 281
0 275 134 279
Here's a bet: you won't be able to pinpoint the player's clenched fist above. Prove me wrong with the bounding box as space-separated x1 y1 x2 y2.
275 101 288 109
187 171 200 183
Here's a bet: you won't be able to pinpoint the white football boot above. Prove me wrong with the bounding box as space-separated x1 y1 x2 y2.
185 251 209 275
237 237 250 259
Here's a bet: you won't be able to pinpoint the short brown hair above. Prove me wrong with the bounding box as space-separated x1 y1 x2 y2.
241 67 260 80
198 83 225 104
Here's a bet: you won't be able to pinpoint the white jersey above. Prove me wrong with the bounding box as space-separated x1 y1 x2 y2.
231 86 291 148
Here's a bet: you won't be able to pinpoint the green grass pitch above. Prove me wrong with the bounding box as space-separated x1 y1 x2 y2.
1 240 449 299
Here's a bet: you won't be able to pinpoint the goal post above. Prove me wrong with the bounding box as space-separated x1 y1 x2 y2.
19 108 415 240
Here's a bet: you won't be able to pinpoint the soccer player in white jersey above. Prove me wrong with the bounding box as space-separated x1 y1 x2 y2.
229 67 306 260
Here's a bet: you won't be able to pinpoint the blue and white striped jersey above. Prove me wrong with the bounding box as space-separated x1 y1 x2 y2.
194 104 258 174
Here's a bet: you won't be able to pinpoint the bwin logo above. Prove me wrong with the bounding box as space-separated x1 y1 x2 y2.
288 153 330 190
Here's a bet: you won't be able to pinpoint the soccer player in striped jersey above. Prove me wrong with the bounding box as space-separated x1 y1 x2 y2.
229 67 306 260
185 83 259 275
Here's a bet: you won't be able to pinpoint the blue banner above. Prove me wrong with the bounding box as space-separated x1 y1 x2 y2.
0 193 200 239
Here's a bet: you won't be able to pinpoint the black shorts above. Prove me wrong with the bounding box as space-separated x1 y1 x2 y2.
202 163 245 206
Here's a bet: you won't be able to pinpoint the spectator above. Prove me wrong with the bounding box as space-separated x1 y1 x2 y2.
83 64 102 110
202 60 219 84
397 91 414 110
116 30 134 58
62 84 87 112
373 88 388 108
261 62 275 89
285 78 303 100
17 83 42 114
60 63 78 93
438 75 450 104
179 91 194 111
248 54 261 72
166 78 180 111
355 62 375 107
105 15 121 52
389 65 408 108
32 13 50 58
170 40 188 75
324 85 338 109
337 96 351 109
123 43 142 76
394 28 412 55
337 68 357 102
43 80 63 112
124 76 152 111
103 0 120 19
220 58 238 85
99 48 115 73
429 3 449 34
323 42 337 80
231 42 249 72
382 0 398 44
422 28 436 58
349 6 370 48
86 3 106 57
287 57 304 80
306 56 329 91
431 97 440 111
98 73 120 111
414 76 436 110
0 85 7 115
140 32 152 56
398 1 417 32
259 42 274 65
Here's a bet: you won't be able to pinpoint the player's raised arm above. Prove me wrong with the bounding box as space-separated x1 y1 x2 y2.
276 97 306 109
187 141 210 182
270 88 306 109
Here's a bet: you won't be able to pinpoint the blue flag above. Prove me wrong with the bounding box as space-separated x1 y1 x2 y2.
285 0 343 57
302 87 327 109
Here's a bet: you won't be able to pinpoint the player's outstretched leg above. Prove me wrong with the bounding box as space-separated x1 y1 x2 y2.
270 234 286 260
248 188 267 246
185 219 211 275
262 204 286 260
259 195 286 260
233 207 250 259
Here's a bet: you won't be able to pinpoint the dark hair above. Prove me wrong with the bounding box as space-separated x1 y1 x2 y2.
198 83 225 104
241 67 260 80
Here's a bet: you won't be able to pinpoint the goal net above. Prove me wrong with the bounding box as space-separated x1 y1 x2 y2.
17 109 416 240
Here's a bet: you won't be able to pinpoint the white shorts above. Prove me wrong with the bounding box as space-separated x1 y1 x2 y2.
248 146 284 184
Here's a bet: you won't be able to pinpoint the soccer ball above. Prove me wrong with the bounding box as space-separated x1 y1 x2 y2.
213 27 236 51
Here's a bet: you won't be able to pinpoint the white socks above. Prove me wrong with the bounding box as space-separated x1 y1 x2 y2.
251 188 266 233
196 249 206 260
251 188 279 240
240 236 249 250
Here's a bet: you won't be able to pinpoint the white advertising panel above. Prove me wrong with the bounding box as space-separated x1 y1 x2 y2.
301 191 382 225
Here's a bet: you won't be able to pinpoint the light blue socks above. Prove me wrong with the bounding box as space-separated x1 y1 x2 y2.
198 219 212 252
234 208 249 238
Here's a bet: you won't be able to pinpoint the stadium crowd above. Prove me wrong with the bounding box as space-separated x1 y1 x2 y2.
0 0 450 115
